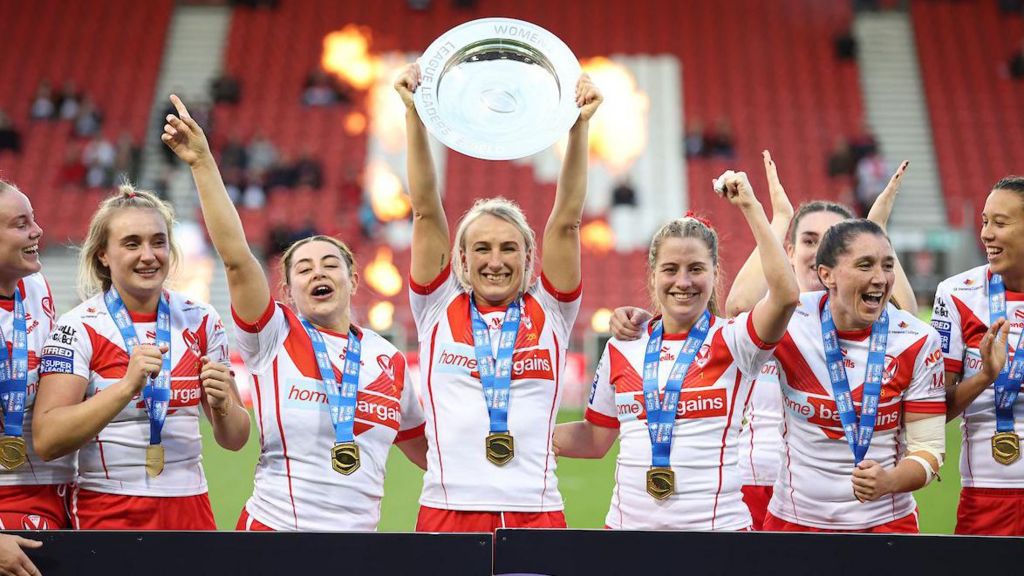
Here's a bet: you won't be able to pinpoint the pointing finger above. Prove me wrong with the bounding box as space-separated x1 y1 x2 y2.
169 94 192 122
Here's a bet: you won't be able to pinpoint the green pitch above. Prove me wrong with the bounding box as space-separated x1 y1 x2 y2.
200 411 963 532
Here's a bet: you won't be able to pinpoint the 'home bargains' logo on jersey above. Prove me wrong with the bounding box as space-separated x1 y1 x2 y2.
435 342 555 381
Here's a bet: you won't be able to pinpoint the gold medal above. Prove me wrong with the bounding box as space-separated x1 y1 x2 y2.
331 442 360 475
145 444 165 477
485 432 515 466
992 431 1021 465
0 436 27 471
646 467 675 500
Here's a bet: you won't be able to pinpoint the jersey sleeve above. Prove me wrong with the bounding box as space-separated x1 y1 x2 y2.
408 263 461 342
720 311 778 379
584 342 618 429
904 329 947 414
203 306 231 366
931 281 963 376
39 312 92 381
393 351 426 441
531 273 582 344
231 298 290 375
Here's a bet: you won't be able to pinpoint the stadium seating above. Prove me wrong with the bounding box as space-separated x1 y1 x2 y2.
0 0 173 246
219 0 865 336
911 0 1024 227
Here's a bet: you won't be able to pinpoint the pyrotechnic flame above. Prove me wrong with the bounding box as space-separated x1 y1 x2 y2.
364 246 403 297
591 308 612 333
368 300 395 332
578 57 649 175
322 25 377 91
366 159 411 222
581 219 615 254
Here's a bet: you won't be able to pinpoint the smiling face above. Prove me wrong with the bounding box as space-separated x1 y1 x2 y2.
0 187 43 292
98 208 170 310
461 214 529 307
788 210 846 293
817 231 895 331
981 188 1024 283
650 236 716 334
285 239 357 329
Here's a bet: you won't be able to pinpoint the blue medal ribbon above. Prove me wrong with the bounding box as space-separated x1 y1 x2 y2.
469 298 521 435
300 319 361 445
642 311 711 468
0 289 29 438
819 297 889 464
104 288 172 447
986 274 1024 434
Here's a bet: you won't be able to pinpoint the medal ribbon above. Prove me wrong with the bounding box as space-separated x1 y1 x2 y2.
986 274 1024 434
104 288 171 447
642 311 711 468
469 298 521 434
820 297 889 464
0 289 29 438
300 319 361 444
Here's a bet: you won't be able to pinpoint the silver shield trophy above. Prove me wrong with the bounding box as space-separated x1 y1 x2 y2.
414 18 582 160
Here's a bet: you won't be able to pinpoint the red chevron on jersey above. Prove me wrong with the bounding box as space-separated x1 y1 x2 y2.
774 334 830 396
952 295 989 349
84 327 129 378
444 292 547 349
608 332 735 395
609 345 643 393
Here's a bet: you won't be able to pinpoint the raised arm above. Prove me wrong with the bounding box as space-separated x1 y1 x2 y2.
161 95 270 323
541 74 603 293
395 64 450 286
725 150 794 317
866 160 917 314
717 171 800 344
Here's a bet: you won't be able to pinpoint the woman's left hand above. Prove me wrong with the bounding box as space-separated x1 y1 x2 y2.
576 73 603 122
201 356 235 415
851 459 895 502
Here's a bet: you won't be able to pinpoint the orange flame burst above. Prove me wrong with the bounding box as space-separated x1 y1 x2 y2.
581 219 615 254
591 308 612 333
321 25 377 91
363 246 403 297
580 57 649 175
368 300 395 331
366 159 411 222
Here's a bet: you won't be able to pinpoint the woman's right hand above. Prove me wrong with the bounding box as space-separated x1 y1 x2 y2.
123 344 169 397
394 63 420 111
161 94 212 167
609 306 652 341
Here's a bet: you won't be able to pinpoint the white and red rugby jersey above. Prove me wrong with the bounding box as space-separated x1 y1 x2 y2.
410 265 579 512
233 299 425 531
0 273 75 486
769 291 945 530
933 265 1024 488
737 360 784 487
39 290 228 497
585 313 775 530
